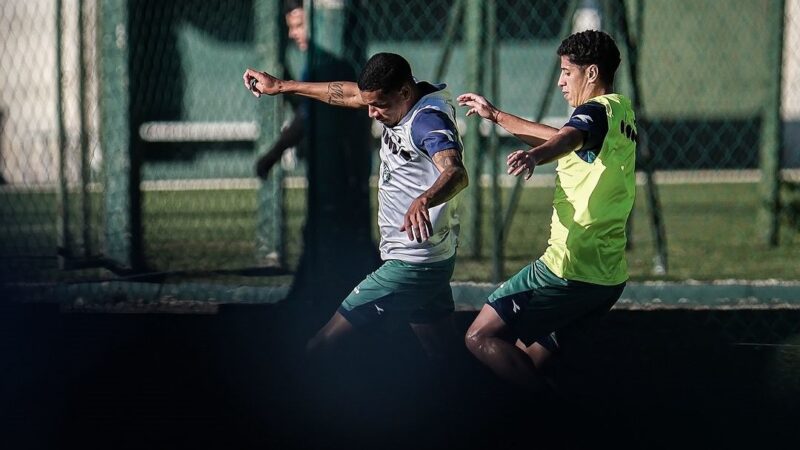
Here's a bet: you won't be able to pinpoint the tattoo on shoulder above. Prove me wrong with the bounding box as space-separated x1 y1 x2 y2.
327 82 345 105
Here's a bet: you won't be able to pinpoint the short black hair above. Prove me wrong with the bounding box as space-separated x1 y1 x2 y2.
357 53 414 93
557 30 621 84
284 0 302 15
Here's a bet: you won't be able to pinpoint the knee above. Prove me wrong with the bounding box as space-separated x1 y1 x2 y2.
305 330 330 356
305 335 318 354
464 326 486 356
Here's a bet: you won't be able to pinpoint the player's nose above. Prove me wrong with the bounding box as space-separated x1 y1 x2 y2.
368 106 380 119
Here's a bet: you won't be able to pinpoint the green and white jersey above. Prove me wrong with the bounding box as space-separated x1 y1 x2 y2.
377 82 463 263
540 93 637 285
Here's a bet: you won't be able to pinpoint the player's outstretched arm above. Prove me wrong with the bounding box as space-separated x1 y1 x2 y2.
457 92 559 147
507 126 584 179
243 68 366 109
400 149 468 242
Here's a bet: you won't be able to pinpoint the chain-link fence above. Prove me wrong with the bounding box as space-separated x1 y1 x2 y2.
0 0 104 285
349 0 800 283
1 0 799 294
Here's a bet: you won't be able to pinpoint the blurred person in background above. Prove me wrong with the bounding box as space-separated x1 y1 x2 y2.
252 0 377 314
254 0 308 179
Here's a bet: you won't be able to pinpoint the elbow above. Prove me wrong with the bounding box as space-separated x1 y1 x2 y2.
457 168 469 193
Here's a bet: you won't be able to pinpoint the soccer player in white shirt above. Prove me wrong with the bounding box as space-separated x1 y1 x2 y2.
244 53 468 358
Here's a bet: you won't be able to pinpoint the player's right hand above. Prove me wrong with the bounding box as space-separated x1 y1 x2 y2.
401 197 434 243
243 68 281 97
457 92 500 123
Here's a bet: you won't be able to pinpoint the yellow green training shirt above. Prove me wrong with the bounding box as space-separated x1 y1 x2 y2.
540 94 637 285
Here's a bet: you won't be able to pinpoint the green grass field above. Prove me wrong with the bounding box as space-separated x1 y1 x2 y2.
465 182 800 282
2 182 799 284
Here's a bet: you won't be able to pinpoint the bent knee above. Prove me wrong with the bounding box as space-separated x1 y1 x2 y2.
306 329 336 355
305 334 322 355
464 326 487 354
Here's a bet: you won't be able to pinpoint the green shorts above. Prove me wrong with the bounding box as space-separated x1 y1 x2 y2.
487 259 625 348
338 255 456 329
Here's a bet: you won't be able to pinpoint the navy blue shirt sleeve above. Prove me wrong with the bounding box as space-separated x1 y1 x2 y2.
564 101 608 162
410 109 462 158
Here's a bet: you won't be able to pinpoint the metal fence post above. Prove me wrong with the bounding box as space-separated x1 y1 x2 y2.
98 0 138 270
759 0 785 247
78 0 92 258
463 0 485 258
55 0 71 269
486 0 503 282
255 0 284 266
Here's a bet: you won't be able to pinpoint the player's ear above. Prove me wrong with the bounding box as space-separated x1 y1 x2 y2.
400 83 411 100
587 64 599 83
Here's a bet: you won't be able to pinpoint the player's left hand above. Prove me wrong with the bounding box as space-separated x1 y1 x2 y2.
507 149 535 180
401 197 434 243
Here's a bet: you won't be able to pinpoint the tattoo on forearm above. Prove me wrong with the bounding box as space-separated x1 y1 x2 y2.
327 82 345 105
426 152 467 206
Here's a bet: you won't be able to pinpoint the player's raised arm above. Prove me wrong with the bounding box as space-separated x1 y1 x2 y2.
243 68 366 109
457 92 559 147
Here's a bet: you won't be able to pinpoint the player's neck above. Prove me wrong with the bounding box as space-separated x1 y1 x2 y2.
408 83 423 106
400 83 423 117
579 84 611 105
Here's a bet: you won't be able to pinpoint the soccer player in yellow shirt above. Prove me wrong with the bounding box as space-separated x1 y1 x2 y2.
458 30 637 391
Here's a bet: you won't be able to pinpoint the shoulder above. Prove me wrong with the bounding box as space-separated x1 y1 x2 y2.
574 100 607 117
592 94 635 116
410 108 461 155
566 101 607 132
411 108 458 141
412 107 455 130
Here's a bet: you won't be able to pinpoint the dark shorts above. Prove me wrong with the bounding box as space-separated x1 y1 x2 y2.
337 255 456 330
487 259 625 350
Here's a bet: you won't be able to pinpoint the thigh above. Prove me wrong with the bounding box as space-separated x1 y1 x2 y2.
306 310 356 354
551 294 618 353
337 257 454 331
518 282 623 345
488 260 624 345
408 283 454 325
466 304 517 344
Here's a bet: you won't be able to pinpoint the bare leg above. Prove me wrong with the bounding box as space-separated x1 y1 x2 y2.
465 305 547 392
409 315 458 360
516 340 554 368
306 311 355 356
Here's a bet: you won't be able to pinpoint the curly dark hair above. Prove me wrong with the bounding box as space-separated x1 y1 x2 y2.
557 30 621 84
357 53 413 93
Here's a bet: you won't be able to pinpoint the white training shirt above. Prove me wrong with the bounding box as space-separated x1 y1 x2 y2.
376 82 463 263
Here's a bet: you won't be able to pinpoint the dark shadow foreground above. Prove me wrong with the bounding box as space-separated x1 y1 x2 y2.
1 301 798 450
